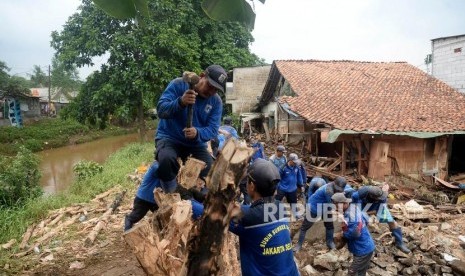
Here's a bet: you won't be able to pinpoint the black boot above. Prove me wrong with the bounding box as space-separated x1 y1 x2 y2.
392 227 410 253
124 216 133 232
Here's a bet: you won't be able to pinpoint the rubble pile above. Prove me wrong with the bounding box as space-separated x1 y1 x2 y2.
293 204 465 276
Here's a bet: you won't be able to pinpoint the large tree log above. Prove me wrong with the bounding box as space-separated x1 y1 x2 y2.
186 139 252 275
124 140 250 276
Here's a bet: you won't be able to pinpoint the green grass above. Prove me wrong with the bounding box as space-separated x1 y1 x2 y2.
0 142 154 270
0 118 133 155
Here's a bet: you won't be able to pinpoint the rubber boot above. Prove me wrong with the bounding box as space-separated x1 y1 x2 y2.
160 179 177 193
325 228 336 250
293 230 307 252
392 227 411 253
124 216 133 232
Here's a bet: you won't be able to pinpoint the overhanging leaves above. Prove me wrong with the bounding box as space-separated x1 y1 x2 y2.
201 0 256 29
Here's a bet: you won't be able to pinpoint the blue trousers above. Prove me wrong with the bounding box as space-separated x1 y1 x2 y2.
155 139 213 182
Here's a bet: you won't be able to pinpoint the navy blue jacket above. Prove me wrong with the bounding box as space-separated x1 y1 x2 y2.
307 177 327 199
309 183 354 214
156 78 222 147
136 161 204 219
342 204 376 256
229 198 299 276
278 164 303 193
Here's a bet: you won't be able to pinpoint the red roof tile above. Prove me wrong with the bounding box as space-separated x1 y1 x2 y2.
271 60 465 132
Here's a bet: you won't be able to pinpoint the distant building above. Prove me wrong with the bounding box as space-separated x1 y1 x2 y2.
431 34 465 93
30 87 77 115
225 65 271 114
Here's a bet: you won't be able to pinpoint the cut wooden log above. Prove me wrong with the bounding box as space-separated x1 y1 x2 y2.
19 224 36 249
85 191 126 246
123 221 160 275
178 157 206 190
186 139 252 276
1 239 16 250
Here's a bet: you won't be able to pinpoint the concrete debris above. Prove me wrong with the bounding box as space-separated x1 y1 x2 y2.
295 200 465 276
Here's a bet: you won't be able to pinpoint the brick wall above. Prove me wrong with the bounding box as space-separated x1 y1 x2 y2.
432 35 465 93
226 65 271 114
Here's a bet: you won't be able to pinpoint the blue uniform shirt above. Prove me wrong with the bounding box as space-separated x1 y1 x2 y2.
251 142 266 162
307 177 327 199
269 154 287 170
278 164 303 193
352 186 393 223
229 199 299 276
219 125 239 139
309 183 355 214
136 161 204 219
156 78 222 147
342 204 376 256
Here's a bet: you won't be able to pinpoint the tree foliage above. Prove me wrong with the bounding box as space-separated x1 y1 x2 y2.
0 60 31 98
29 65 48 88
0 146 42 208
52 0 264 127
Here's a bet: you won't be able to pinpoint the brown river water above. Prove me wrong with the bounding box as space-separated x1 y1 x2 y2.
38 132 154 194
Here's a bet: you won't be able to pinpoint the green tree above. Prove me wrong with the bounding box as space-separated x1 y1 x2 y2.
51 57 82 94
52 0 263 135
0 60 31 97
29 65 48 87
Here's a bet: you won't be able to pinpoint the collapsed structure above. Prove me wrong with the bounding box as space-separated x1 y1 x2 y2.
240 60 465 186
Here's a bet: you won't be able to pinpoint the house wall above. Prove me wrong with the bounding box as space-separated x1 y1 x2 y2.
431 35 465 93
367 136 449 181
227 66 271 114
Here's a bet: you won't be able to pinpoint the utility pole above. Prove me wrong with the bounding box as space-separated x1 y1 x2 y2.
48 65 51 116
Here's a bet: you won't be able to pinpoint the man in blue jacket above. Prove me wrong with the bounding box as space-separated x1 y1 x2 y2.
352 185 410 253
294 176 352 251
307 176 327 199
275 153 303 219
332 192 375 276
155 65 226 192
124 161 204 231
269 145 287 170
229 159 299 276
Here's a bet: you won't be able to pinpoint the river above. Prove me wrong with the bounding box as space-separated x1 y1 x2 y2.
38 132 153 194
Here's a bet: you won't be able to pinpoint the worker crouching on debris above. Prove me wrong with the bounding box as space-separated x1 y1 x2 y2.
294 176 354 251
332 192 375 276
351 184 411 253
124 161 204 231
229 159 299 276
307 176 327 199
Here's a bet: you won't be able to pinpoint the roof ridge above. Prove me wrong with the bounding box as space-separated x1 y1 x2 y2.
274 59 408 64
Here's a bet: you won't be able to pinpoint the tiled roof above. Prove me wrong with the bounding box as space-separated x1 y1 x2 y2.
272 60 465 132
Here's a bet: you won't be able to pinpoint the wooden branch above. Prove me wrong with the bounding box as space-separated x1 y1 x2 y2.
19 224 36 249
85 191 126 246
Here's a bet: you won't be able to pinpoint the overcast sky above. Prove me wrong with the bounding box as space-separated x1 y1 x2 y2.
1 0 464 80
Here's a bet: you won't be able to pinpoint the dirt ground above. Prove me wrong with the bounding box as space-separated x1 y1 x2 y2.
2 187 148 276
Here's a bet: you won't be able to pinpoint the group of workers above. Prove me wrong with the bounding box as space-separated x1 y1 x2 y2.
123 65 411 276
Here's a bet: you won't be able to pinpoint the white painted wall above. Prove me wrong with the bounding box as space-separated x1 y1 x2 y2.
431 35 465 93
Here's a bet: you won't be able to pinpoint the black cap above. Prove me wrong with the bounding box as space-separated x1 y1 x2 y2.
248 159 281 186
333 176 347 193
367 186 387 201
223 117 232 125
205 65 227 93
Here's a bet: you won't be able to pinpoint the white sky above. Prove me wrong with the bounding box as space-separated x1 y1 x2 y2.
1 0 464 80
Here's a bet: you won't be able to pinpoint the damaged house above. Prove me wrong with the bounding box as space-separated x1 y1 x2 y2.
256 60 465 183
